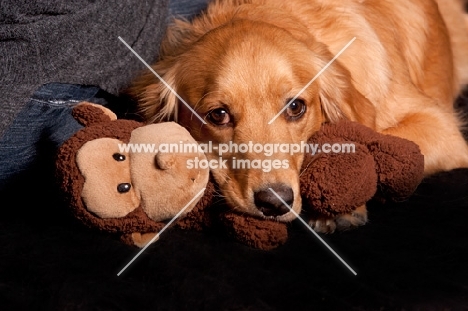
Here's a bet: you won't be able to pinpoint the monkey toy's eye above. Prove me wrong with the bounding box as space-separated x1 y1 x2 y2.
117 183 131 193
113 153 126 161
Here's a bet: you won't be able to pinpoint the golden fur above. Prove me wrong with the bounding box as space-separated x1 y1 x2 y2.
129 0 468 228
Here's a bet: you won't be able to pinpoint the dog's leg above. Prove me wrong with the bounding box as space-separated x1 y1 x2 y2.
380 107 468 175
436 0 468 87
310 205 368 234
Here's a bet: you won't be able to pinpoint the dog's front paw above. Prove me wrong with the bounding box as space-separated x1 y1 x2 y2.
309 205 368 234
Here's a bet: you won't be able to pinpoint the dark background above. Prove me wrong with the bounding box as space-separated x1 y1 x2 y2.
1 91 467 310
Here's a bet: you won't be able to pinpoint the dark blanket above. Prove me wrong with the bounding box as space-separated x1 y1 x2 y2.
1 94 468 310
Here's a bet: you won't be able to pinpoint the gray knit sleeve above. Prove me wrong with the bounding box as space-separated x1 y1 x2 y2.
0 0 169 137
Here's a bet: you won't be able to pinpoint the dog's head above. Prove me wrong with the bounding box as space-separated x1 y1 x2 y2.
131 13 374 221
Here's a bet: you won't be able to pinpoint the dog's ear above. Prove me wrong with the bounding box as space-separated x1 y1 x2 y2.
295 37 376 128
160 19 200 57
127 61 179 124
316 58 376 128
127 18 207 124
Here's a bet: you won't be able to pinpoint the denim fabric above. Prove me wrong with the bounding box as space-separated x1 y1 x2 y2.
0 83 110 188
168 0 209 19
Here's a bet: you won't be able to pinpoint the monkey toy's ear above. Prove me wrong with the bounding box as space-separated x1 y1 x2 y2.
71 102 117 127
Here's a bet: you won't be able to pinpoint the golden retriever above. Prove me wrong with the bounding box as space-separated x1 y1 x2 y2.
129 0 468 232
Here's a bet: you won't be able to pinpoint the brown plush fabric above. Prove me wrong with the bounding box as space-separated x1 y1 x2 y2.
301 143 377 218
368 135 425 201
301 120 425 217
57 104 219 247
71 103 114 126
175 178 289 250
316 120 425 201
56 118 164 234
176 177 217 231
120 231 159 247
221 213 288 251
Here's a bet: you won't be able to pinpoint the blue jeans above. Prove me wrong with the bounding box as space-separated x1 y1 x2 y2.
168 0 209 19
0 0 210 190
0 83 112 188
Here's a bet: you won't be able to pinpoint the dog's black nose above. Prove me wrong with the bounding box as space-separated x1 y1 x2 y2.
254 184 294 217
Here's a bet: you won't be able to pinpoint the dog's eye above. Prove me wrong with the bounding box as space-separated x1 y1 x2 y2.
207 108 231 126
285 99 306 120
